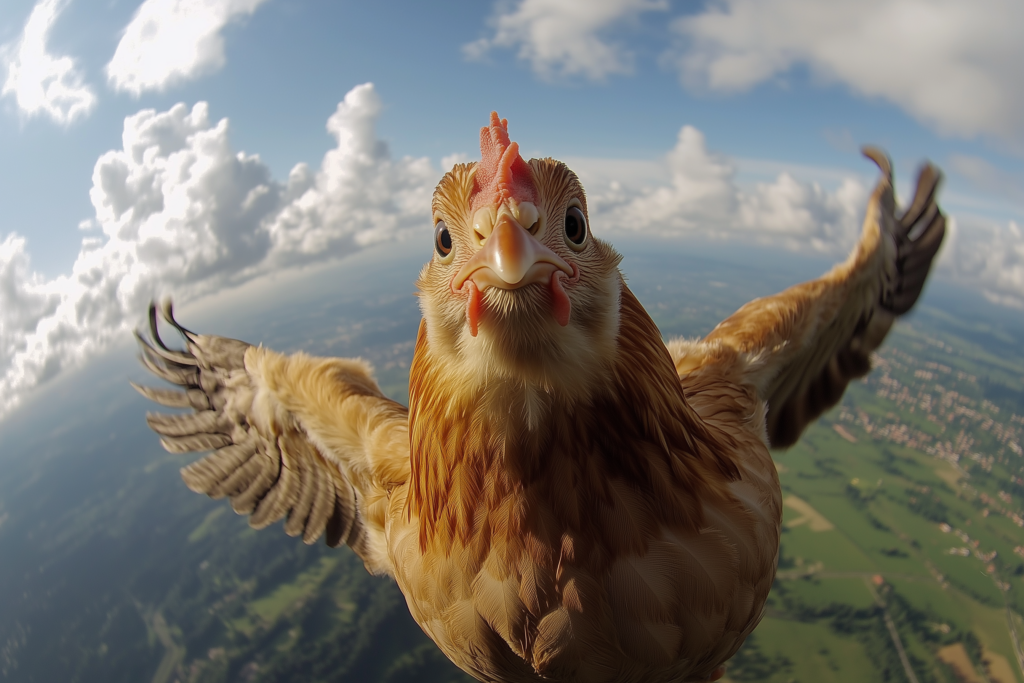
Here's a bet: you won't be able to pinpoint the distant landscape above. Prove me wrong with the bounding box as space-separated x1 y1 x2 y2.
1 239 1022 683
727 304 1024 683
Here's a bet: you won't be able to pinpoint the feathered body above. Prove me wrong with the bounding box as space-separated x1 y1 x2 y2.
135 113 945 683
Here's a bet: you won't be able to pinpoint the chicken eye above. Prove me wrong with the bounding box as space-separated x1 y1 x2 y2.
564 206 587 249
434 221 453 259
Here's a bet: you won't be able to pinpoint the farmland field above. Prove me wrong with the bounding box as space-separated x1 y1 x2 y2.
722 298 1024 683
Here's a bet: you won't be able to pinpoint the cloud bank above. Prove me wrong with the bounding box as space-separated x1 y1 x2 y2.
107 0 270 95
580 126 870 254
472 0 1024 145
2 81 1023 419
669 0 1024 145
946 220 1024 310
0 83 437 417
1 0 96 125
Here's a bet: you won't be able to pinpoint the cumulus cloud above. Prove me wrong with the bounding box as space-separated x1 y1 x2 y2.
0 82 438 417
944 219 1024 309
0 235 62 380
1 0 96 125
588 125 870 254
465 0 667 80
668 0 1024 145
267 86 436 258
106 0 269 95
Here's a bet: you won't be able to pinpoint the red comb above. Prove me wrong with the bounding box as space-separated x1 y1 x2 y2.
470 112 538 213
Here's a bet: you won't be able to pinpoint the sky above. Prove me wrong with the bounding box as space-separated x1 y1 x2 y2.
1 0 1023 418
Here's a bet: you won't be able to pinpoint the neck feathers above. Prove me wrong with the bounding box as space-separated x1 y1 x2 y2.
407 286 741 555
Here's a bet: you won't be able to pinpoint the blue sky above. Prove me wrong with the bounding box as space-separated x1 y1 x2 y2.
1 0 1023 416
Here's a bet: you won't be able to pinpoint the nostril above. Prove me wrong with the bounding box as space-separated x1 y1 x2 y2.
472 206 497 246
527 221 539 235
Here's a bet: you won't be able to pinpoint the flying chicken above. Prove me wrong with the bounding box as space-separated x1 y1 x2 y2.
135 113 945 683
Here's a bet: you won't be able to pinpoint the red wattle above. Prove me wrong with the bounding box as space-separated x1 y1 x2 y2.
550 272 571 327
466 281 482 337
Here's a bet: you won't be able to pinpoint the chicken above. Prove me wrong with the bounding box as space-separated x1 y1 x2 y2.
134 112 945 683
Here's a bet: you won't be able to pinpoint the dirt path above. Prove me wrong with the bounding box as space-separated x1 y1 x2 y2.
1004 605 1024 682
865 577 921 683
783 495 834 531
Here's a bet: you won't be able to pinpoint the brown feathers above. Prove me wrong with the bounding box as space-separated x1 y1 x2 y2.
408 287 743 556
405 264 775 680
678 149 945 448
136 129 943 683
133 302 401 564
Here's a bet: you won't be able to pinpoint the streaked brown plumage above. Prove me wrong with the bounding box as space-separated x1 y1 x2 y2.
135 113 945 682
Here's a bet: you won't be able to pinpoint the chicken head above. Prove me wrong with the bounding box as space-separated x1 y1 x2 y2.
417 113 624 398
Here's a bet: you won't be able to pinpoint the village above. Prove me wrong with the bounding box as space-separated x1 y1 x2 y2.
833 335 1024 536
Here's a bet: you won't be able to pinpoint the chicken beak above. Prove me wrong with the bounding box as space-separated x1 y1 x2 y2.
452 210 576 336
453 213 572 291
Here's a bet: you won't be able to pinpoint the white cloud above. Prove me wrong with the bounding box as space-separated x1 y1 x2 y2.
669 0 1024 145
580 127 1024 306
0 235 62 379
0 82 438 418
465 0 667 80
944 219 1024 309
588 125 870 254
441 153 472 171
267 84 437 258
1 0 96 125
106 0 269 95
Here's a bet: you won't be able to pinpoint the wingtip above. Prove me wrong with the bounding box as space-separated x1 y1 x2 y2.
135 325 196 366
912 161 944 207
861 145 892 181
159 299 197 342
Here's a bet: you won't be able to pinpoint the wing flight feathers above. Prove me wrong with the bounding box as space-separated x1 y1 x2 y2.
133 302 407 572
677 148 945 448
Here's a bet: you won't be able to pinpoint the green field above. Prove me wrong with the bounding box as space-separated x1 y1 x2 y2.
726 304 1024 683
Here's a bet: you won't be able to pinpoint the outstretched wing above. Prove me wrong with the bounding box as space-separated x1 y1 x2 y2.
671 148 945 448
133 302 409 574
